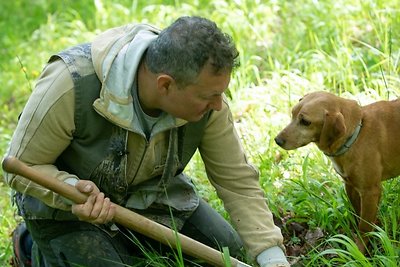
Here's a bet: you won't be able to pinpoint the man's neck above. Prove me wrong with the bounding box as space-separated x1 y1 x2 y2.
137 61 162 117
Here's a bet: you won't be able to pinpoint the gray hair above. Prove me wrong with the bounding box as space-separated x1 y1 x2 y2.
145 16 239 88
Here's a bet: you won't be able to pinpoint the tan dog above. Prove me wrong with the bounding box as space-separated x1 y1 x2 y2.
274 91 400 252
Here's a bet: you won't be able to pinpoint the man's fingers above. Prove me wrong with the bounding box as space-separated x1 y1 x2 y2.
75 180 100 194
72 194 96 219
107 203 116 222
90 192 105 218
93 197 115 224
70 180 114 224
72 193 115 224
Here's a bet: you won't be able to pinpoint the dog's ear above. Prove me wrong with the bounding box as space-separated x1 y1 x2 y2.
318 111 346 152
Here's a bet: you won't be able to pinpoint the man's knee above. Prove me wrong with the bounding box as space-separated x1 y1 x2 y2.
48 230 126 266
26 220 132 267
181 199 243 257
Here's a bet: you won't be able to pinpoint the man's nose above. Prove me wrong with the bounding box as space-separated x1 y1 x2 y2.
208 97 222 111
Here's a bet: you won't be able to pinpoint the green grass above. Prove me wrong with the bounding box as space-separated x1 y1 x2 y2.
1 0 400 266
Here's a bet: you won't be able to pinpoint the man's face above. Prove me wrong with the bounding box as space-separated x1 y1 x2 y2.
163 65 231 122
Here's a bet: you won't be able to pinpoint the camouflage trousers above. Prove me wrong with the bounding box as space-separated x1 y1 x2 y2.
25 199 243 267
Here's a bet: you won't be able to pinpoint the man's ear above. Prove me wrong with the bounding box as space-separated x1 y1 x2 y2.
157 74 175 95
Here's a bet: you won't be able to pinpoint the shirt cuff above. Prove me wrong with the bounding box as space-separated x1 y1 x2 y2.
256 246 290 267
64 177 79 186
61 177 79 205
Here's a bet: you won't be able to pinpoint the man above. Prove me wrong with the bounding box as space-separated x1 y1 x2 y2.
3 16 290 267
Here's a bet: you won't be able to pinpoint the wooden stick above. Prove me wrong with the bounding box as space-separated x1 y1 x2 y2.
2 156 251 267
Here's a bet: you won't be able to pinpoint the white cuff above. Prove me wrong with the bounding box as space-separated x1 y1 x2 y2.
64 177 79 186
256 246 290 267
62 177 79 205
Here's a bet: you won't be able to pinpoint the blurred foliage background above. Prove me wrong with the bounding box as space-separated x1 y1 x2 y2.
1 0 399 266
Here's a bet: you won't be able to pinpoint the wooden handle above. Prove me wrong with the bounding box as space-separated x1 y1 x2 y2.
2 156 250 267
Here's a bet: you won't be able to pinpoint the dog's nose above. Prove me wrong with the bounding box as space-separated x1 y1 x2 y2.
274 136 285 147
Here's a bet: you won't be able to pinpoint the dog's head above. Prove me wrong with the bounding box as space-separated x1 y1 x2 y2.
274 91 362 154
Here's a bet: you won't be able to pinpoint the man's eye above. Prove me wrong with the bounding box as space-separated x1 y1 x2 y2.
199 95 211 100
300 118 311 126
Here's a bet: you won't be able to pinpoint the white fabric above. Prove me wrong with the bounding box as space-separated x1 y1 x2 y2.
256 246 290 267
62 177 79 205
64 177 79 186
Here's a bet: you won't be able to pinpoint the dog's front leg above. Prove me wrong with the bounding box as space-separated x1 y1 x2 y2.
345 183 367 252
356 186 382 252
345 183 361 216
359 187 382 232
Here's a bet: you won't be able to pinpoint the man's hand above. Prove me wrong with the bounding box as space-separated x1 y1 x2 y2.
71 180 116 224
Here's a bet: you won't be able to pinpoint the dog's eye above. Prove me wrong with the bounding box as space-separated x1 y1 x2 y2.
300 118 311 126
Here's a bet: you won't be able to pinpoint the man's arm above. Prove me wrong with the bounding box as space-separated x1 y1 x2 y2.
199 97 287 262
4 60 77 210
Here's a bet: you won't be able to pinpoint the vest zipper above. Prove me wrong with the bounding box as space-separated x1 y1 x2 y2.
129 137 150 184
